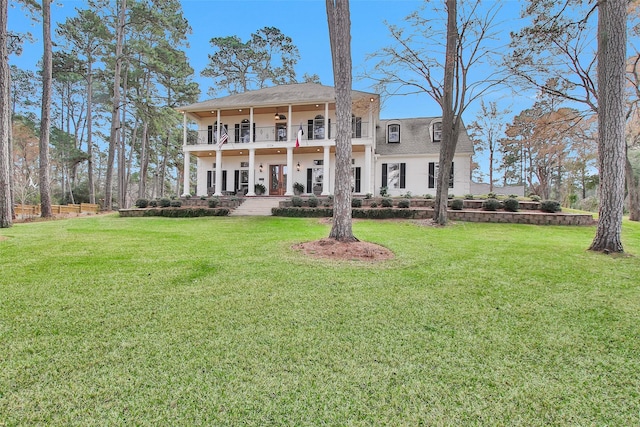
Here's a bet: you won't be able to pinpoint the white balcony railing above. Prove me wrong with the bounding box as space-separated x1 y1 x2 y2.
186 122 370 146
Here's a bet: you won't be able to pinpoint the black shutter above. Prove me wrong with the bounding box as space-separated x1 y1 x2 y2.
428 162 435 189
382 163 388 188
234 124 240 143
308 120 314 140
449 162 455 188
222 171 227 192
400 163 406 189
207 125 213 144
355 167 361 193
307 168 312 193
253 123 256 142
207 170 213 189
234 170 240 191
328 118 331 139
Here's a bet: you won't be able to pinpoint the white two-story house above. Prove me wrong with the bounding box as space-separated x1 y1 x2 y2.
178 83 472 197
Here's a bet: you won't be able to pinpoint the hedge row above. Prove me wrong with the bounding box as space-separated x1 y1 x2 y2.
271 207 419 219
140 207 230 217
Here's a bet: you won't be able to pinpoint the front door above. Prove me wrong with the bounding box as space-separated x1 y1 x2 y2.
269 164 288 196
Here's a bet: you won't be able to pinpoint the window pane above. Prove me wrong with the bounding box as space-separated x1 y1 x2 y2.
433 122 442 142
388 124 400 143
387 163 400 188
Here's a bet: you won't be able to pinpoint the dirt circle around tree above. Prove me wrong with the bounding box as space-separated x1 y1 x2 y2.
292 238 395 262
292 218 448 261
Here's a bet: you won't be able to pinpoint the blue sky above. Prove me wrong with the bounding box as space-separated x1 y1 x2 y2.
8 0 530 180
8 0 524 120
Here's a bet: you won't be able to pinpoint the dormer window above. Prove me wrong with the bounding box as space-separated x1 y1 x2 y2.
388 124 400 143
432 121 442 142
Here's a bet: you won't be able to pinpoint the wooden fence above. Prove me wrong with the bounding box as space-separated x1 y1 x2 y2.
14 204 100 216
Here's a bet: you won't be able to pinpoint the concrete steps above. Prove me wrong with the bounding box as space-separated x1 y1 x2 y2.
230 197 286 216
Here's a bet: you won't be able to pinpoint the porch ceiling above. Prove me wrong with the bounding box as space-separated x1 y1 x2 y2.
187 103 336 120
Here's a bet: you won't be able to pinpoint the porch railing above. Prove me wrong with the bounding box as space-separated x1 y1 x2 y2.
187 122 370 146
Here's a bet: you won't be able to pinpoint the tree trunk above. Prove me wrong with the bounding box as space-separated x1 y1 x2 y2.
0 0 11 227
589 0 626 253
87 60 95 204
106 0 126 210
434 0 458 225
118 63 129 209
326 0 357 242
489 148 494 193
139 121 149 199
39 0 53 218
625 147 640 221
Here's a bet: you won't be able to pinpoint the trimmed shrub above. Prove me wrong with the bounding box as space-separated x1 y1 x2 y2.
271 207 333 217
170 200 182 207
135 198 149 208
380 186 389 197
482 198 501 211
424 194 434 199
503 198 520 212
291 196 304 207
381 197 393 208
308 196 319 208
351 198 362 208
370 201 378 208
451 198 464 210
487 192 497 199
530 194 541 202
208 198 219 208
540 200 562 213
254 183 266 195
464 194 474 200
149 200 158 207
398 199 411 209
142 208 229 217
365 193 373 199
159 198 171 208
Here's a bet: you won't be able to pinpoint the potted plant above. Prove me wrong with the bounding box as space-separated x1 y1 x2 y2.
293 182 304 195
254 183 266 195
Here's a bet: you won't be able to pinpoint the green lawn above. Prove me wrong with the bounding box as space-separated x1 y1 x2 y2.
1 215 639 426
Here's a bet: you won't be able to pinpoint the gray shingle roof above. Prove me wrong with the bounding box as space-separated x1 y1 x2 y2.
179 83 377 111
376 118 474 156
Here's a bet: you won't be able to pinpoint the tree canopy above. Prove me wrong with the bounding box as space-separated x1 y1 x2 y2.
201 26 299 96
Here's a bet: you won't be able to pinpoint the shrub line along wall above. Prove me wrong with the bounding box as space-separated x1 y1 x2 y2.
271 207 594 226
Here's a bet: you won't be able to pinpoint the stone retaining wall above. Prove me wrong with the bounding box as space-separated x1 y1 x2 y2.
446 209 595 226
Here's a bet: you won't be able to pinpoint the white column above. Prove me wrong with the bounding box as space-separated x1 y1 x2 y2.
216 110 221 142
182 112 187 146
214 149 223 196
287 104 292 141
364 144 373 195
322 145 331 195
182 113 190 196
182 153 190 196
324 102 329 141
247 148 256 196
250 107 254 143
285 147 294 196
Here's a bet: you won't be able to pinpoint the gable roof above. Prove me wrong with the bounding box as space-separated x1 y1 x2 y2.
179 83 377 112
376 118 474 156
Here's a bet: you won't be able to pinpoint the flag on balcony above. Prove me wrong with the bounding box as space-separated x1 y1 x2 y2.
295 124 303 148
217 126 228 148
